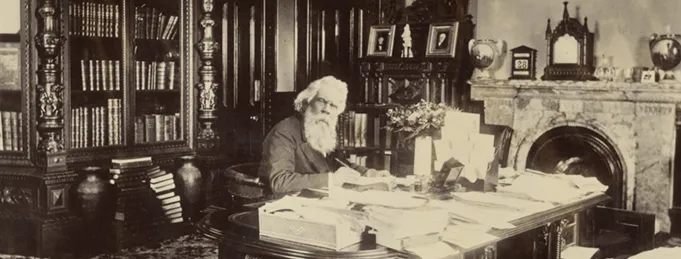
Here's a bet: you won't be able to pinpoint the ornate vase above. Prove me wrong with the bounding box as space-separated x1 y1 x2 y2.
468 39 507 80
650 33 681 82
72 166 114 254
176 155 203 222
413 135 433 180
73 166 112 222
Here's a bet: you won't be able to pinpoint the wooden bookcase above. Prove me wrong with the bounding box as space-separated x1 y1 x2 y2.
341 0 474 175
0 0 222 257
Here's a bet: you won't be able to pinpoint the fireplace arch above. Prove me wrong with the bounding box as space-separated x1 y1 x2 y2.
524 126 626 208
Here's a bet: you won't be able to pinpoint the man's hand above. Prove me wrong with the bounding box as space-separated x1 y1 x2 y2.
364 169 392 178
330 167 361 186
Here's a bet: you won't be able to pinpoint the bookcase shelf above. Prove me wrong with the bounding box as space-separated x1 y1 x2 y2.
0 0 226 256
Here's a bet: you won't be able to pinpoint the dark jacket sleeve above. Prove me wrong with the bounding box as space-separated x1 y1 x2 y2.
259 130 329 194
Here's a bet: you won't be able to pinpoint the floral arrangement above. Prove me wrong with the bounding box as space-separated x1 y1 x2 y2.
385 100 456 142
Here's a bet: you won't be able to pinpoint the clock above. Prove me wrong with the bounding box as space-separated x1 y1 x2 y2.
541 2 597 81
509 45 537 80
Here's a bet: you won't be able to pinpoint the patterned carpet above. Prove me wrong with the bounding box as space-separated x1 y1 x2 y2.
90 234 218 259
0 234 218 259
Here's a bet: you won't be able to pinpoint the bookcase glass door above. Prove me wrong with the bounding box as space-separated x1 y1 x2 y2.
0 0 26 155
132 0 183 144
68 0 125 149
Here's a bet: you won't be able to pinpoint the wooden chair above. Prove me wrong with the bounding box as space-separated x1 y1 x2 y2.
221 162 273 213
591 207 656 258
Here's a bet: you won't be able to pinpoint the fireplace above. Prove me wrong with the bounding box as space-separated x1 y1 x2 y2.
471 80 681 232
525 126 625 208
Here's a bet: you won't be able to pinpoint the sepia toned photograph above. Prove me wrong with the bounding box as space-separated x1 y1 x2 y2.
3 0 681 259
367 25 396 57
426 22 459 57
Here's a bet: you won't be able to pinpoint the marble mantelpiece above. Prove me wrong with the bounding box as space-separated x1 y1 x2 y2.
471 79 680 232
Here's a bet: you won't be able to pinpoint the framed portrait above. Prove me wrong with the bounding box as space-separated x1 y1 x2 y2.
425 22 459 57
367 25 396 57
0 41 20 90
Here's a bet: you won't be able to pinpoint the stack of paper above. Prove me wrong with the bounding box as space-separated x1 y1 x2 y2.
629 247 681 259
364 205 450 251
429 199 516 229
496 170 603 204
440 226 498 249
364 206 449 238
434 111 495 183
561 246 599 259
405 242 460 259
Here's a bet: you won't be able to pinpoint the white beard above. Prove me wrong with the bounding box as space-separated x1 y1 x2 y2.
303 110 338 156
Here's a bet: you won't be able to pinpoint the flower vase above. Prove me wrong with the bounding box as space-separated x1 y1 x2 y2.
175 155 203 222
413 135 433 179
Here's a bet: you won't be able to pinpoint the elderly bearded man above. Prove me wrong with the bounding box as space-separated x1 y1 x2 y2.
258 76 392 194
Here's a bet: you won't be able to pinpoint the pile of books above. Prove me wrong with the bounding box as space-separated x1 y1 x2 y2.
146 166 184 224
108 156 184 250
109 156 155 250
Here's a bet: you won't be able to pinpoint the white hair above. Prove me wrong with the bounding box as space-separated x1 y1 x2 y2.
293 76 348 113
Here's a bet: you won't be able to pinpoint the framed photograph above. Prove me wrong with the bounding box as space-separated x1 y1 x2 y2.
425 22 459 57
0 41 20 90
367 25 396 57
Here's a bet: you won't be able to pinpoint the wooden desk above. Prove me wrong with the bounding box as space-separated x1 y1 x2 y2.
197 193 609 259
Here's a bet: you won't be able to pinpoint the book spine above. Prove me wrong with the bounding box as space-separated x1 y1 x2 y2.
167 61 175 90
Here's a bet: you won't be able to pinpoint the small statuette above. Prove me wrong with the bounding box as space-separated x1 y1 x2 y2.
401 24 414 58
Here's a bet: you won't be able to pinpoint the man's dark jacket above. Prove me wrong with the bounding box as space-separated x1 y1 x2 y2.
258 114 367 194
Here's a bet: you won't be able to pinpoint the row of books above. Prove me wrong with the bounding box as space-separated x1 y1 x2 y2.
134 6 180 40
71 99 122 149
337 111 392 149
346 152 391 171
0 111 22 152
68 2 120 38
79 60 121 92
133 113 182 144
134 61 177 91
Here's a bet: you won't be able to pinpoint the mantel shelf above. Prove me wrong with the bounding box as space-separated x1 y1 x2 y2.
470 79 681 104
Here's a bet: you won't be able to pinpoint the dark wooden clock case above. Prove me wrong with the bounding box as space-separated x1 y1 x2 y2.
541 2 597 81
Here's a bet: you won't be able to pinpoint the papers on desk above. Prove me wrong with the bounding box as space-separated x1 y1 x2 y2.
440 226 497 249
429 199 516 230
405 242 460 259
364 205 450 239
329 188 429 209
560 246 599 259
496 170 607 205
629 247 681 259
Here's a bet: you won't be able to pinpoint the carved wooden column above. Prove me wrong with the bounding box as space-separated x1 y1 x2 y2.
533 223 551 259
196 0 220 150
554 219 570 259
35 0 66 171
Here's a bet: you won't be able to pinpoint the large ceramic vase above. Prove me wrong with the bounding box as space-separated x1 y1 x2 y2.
468 39 507 80
72 166 113 255
175 155 203 222
74 166 112 222
650 33 681 82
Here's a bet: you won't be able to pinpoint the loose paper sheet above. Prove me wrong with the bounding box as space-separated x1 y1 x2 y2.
440 227 498 249
560 246 599 259
406 241 460 259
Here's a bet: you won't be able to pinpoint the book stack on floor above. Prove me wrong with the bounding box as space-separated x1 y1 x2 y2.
146 167 184 224
108 156 156 251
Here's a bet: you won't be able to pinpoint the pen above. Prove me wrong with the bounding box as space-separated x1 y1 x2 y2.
334 158 351 168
